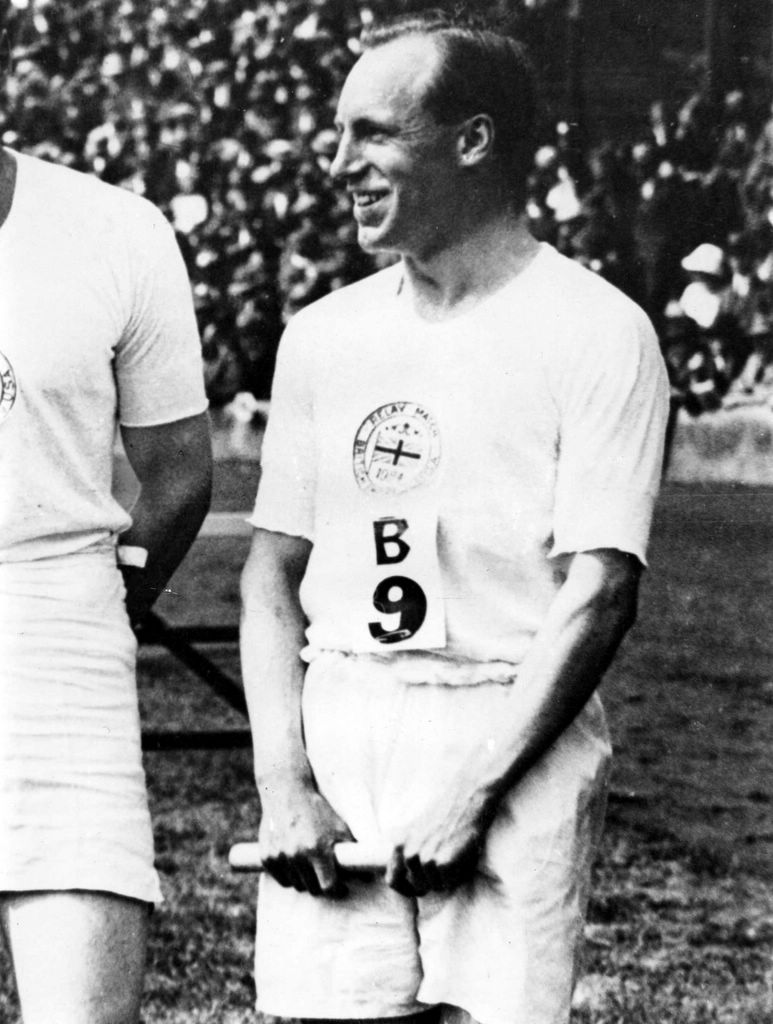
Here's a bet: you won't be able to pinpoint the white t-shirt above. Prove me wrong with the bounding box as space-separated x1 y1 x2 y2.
0 151 208 561
250 244 669 681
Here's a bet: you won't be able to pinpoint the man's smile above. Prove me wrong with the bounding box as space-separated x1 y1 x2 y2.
351 188 390 209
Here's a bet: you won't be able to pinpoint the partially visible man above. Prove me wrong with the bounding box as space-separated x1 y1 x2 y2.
0 141 211 1024
240 10 668 1024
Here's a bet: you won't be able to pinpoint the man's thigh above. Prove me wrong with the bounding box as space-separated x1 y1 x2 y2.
0 890 150 1024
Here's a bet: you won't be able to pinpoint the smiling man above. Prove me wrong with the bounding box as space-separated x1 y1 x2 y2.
240 10 669 1024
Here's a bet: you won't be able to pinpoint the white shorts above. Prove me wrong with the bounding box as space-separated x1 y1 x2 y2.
255 652 612 1024
0 545 161 904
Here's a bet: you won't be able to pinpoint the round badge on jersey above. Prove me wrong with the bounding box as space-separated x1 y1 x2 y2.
353 401 441 494
0 350 17 425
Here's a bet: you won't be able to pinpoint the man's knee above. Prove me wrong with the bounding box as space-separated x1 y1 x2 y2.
300 1012 442 1024
1 890 149 1024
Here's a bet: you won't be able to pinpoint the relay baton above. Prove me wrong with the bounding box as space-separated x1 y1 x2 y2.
228 840 389 874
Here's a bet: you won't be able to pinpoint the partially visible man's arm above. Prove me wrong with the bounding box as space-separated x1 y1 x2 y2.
119 411 212 625
240 527 353 897
389 547 640 895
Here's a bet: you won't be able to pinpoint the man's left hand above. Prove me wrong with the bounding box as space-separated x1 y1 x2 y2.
386 783 496 896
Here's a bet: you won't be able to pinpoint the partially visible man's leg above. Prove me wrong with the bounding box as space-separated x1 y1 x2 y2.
0 890 149 1024
436 1005 479 1024
301 1012 442 1024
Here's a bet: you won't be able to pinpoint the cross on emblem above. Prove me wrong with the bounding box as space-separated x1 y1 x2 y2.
374 439 421 465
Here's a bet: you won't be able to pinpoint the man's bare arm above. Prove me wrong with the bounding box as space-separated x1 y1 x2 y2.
239 528 352 896
389 547 640 895
119 412 212 624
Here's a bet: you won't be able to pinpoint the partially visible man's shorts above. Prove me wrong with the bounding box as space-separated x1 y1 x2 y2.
0 544 162 904
255 651 612 1024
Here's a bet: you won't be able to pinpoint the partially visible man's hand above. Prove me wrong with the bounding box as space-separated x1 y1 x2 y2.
257 775 354 898
119 565 155 630
386 779 497 897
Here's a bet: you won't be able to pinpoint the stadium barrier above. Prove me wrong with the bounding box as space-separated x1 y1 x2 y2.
667 406 773 485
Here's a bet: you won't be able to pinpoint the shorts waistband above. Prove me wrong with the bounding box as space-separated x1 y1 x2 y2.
307 649 520 688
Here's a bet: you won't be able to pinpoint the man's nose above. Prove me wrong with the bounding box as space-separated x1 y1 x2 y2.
330 132 363 181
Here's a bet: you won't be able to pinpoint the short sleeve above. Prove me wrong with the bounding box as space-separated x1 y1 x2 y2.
247 320 316 541
551 305 669 566
115 203 207 426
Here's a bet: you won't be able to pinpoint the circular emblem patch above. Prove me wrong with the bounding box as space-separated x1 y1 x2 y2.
0 350 17 425
353 401 441 494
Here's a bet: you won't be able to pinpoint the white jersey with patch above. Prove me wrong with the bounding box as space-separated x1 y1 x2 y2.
0 150 207 562
250 243 669 680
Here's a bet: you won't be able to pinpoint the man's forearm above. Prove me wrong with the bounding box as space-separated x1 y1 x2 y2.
478 550 639 814
119 413 213 624
120 476 211 622
239 530 355 895
239 530 315 790
386 549 640 896
241 597 313 794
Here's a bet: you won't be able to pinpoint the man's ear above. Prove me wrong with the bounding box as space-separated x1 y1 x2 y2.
457 113 494 167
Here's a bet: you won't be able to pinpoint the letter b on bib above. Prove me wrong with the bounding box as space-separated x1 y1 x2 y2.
373 517 410 564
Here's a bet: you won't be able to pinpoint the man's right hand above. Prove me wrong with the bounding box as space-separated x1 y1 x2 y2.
256 775 353 897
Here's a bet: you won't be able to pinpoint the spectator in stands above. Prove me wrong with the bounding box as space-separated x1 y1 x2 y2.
572 141 642 301
633 158 703 328
673 89 719 173
665 242 750 413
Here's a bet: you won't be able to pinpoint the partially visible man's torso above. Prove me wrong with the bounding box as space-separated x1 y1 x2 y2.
0 151 206 562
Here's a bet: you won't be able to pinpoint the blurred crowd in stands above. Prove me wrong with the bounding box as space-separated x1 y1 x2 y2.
2 0 773 415
529 92 773 417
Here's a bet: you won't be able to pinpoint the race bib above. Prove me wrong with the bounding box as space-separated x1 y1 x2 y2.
306 496 446 653
361 505 446 650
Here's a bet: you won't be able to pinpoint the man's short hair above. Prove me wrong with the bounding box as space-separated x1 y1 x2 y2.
360 8 537 209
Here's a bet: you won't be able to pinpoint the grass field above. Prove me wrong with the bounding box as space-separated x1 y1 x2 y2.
1 479 771 1023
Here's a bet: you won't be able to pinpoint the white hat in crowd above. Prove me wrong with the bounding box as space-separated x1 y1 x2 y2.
681 243 726 276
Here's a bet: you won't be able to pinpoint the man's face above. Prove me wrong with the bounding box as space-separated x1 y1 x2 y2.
331 36 463 260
